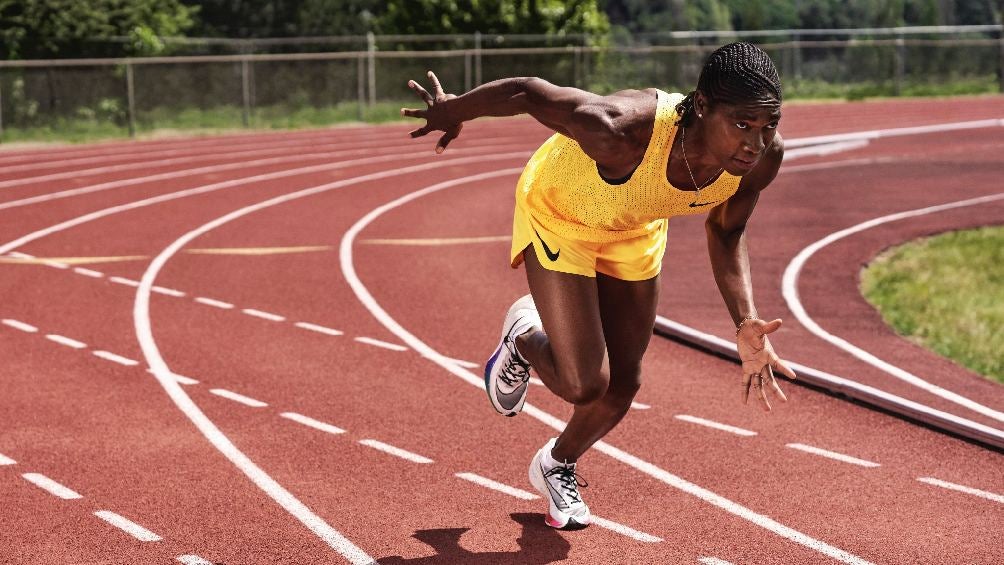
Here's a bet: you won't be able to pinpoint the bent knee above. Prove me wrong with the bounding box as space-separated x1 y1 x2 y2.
608 365 642 398
566 376 609 405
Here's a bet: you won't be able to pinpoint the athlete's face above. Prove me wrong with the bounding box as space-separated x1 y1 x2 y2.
698 94 781 176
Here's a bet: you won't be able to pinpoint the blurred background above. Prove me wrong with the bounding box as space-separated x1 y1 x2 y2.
1 0 1002 142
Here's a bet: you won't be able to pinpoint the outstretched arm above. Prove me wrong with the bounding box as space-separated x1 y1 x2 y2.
402 72 649 167
705 135 797 411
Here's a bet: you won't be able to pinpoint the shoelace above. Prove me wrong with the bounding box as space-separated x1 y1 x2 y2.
544 463 588 506
498 337 531 387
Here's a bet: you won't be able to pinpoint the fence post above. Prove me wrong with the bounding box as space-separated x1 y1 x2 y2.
367 32 376 107
241 58 251 127
357 54 366 120
125 61 136 138
793 33 802 79
464 51 472 91
474 31 483 86
894 34 905 96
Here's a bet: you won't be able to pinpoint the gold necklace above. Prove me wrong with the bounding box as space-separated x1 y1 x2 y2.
680 126 722 203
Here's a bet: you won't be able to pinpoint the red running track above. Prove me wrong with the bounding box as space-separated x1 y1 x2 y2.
1 96 1002 564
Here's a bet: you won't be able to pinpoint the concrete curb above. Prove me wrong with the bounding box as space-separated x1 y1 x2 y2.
654 315 1004 451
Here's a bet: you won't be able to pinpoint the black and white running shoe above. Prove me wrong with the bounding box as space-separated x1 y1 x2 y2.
484 294 540 417
528 437 591 530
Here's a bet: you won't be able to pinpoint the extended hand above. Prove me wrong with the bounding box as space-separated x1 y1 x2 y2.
738 318 797 411
401 71 464 153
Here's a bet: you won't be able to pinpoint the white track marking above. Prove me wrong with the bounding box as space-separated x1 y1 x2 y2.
294 322 344 336
45 334 86 349
109 276 140 287
699 558 735 565
92 350 140 366
630 401 651 410
195 297 234 309
354 336 407 351
358 439 434 464
152 286 186 297
21 473 83 499
42 260 69 269
147 368 199 385
589 515 663 543
6 251 33 259
675 415 757 437
128 156 532 565
176 556 213 565
783 118 1004 148
280 412 346 435
242 308 286 322
341 168 872 565
0 137 529 212
209 389 268 408
2 319 38 333
784 140 869 159
93 511 162 542
73 267 104 278
917 477 1004 504
782 192 1004 423
786 444 881 468
455 472 540 500
0 453 15 465
444 357 480 369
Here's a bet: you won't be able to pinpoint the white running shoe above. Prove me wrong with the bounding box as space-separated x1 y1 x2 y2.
484 294 540 417
528 437 591 530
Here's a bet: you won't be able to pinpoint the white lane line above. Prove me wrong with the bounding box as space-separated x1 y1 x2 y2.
209 389 268 408
781 192 1004 424
45 334 87 349
341 168 873 565
455 472 539 500
2 319 38 333
784 139 869 160
358 439 433 464
280 412 346 435
109 276 140 287
0 453 16 465
42 260 70 270
195 297 234 309
152 286 186 298
699 558 735 565
786 444 881 468
294 322 344 336
354 336 408 351
92 350 140 367
783 118 1004 148
93 511 162 542
147 368 199 385
630 401 651 410
445 357 480 369
176 556 213 565
242 308 286 322
589 515 663 543
22 473 83 499
917 477 1004 504
7 251 34 259
74 267 104 278
675 415 757 437
131 154 526 565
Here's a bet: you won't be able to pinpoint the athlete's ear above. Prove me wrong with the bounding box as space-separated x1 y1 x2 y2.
694 90 709 118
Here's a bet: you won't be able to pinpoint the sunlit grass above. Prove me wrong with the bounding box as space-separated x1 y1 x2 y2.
861 226 1004 384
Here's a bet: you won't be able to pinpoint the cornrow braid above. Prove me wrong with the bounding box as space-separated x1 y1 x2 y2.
676 42 782 127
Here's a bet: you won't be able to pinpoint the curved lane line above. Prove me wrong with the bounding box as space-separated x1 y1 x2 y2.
338 168 871 565
133 152 530 562
781 192 1004 423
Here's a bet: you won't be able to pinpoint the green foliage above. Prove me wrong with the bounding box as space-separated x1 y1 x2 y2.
372 0 610 36
0 0 196 59
861 227 1004 384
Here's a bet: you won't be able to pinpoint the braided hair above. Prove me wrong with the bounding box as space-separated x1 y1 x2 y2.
676 42 782 127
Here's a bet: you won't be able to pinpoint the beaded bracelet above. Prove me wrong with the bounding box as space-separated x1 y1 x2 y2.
735 315 758 335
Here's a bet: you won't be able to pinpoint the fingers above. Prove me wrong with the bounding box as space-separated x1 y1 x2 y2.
767 366 788 402
409 125 432 138
741 372 753 405
435 124 463 154
400 107 426 119
759 318 783 334
757 375 772 411
427 71 445 98
408 79 434 105
773 358 798 380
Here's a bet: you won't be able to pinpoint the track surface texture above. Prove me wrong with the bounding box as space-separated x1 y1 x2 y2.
1 96 1003 565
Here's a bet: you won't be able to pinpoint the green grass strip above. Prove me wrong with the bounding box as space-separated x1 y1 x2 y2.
861 226 1004 384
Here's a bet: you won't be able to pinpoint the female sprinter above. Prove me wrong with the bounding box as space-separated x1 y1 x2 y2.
403 42 797 531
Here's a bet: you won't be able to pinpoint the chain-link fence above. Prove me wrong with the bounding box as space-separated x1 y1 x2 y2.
2 26 1002 140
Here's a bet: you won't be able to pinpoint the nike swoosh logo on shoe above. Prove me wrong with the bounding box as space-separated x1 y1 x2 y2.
532 227 560 261
496 382 527 411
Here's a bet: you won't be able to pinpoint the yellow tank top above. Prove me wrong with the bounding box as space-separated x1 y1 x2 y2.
515 90 742 243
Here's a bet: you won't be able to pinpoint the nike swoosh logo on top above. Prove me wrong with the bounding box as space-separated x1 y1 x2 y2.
688 200 720 208
533 228 560 261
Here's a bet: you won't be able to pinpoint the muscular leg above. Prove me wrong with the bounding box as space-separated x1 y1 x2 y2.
516 246 660 462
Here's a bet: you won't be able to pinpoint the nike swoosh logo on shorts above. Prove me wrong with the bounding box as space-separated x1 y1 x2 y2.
689 200 720 208
533 227 560 261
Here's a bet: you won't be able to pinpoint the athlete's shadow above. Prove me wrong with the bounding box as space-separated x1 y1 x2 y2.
377 512 570 564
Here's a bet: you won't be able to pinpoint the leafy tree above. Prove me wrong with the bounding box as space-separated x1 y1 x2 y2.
0 0 196 59
373 0 609 36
